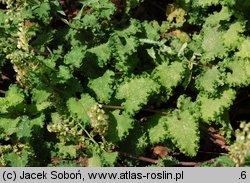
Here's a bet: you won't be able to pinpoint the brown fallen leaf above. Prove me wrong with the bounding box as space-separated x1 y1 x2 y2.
153 146 169 158
76 156 88 167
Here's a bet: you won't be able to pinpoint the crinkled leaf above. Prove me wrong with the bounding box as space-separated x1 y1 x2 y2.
142 21 161 40
88 153 102 167
64 46 87 68
109 35 139 72
4 149 30 167
153 61 186 93
88 70 114 103
88 43 111 67
0 85 24 113
116 77 160 115
223 22 245 49
16 115 44 139
202 26 226 60
57 143 77 159
163 110 199 157
126 0 144 14
194 0 220 7
67 94 96 126
222 58 250 87
32 88 51 111
58 65 73 82
120 125 148 155
106 110 134 143
109 19 141 72
33 2 51 24
236 39 250 58
196 67 223 94
146 114 167 144
203 6 231 27
0 118 20 140
198 88 236 123
102 151 118 166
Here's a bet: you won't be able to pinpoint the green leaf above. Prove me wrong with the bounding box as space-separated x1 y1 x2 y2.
0 11 6 27
117 19 142 36
156 156 179 167
116 77 160 115
201 26 227 60
93 0 116 19
163 110 200 157
0 118 20 140
67 94 96 126
198 88 236 123
102 151 118 166
146 114 167 144
16 115 44 140
194 0 220 7
176 95 200 116
106 110 134 143
32 88 52 111
0 84 25 113
201 156 235 167
203 6 231 27
223 22 245 50
120 124 148 155
109 35 139 72
88 70 114 103
236 38 250 58
32 88 51 103
16 116 32 139
88 153 102 167
82 0 116 19
88 43 111 67
4 149 30 167
58 65 73 82
109 19 141 72
56 143 77 159
125 0 144 14
50 0 66 16
152 61 186 93
80 13 99 29
32 2 51 24
75 0 115 27
142 21 161 41
222 58 250 87
196 67 224 94
64 46 87 68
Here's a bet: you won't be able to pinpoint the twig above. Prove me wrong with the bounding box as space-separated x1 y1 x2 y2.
0 9 7 12
28 46 50 56
185 60 214 68
102 105 168 115
1 74 11 81
142 108 168 115
120 151 216 166
147 1 166 13
120 152 158 164
208 133 230 151
198 150 227 155
78 124 98 145
102 105 123 110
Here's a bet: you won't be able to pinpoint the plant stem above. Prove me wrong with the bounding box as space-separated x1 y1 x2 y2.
78 124 98 145
102 105 168 115
120 151 216 166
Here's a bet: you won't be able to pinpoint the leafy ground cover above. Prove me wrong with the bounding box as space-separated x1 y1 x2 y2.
0 0 249 167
